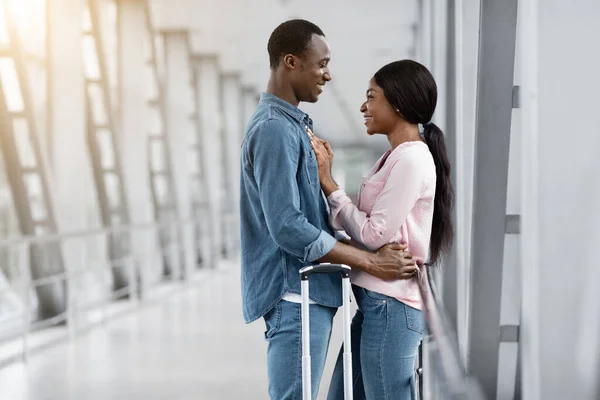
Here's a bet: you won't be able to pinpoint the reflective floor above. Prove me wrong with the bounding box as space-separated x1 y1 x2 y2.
0 260 347 399
0 261 289 400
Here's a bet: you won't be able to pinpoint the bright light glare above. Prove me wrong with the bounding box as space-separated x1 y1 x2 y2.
0 0 9 44
0 0 46 54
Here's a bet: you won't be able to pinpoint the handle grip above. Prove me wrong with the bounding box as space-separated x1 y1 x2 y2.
299 263 351 280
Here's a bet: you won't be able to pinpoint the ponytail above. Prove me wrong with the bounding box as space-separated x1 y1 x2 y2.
422 122 454 265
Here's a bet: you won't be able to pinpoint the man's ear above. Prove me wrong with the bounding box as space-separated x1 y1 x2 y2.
283 54 296 70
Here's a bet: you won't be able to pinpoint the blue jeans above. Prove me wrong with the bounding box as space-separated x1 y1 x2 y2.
327 286 424 400
264 299 337 399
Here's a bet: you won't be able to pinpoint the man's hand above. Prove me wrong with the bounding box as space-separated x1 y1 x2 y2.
317 241 418 281
368 243 418 281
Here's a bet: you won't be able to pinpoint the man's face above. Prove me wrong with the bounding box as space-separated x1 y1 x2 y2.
290 34 332 103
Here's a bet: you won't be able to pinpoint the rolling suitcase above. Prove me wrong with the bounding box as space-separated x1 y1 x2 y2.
299 263 353 400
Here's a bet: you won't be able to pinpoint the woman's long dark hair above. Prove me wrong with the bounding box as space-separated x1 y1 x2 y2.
374 60 454 265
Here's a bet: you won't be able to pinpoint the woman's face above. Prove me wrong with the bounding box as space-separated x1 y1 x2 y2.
360 77 399 135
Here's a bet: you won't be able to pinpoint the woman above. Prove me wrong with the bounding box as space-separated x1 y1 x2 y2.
309 60 454 399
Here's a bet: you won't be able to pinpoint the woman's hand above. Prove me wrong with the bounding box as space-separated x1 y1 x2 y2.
307 128 339 196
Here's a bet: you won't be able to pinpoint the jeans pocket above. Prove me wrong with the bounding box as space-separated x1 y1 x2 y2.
263 302 282 340
404 303 425 335
362 287 388 302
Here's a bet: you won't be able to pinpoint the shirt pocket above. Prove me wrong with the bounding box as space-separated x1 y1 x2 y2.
303 146 320 187
359 178 385 213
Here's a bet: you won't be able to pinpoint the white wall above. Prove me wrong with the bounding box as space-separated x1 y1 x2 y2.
530 0 600 398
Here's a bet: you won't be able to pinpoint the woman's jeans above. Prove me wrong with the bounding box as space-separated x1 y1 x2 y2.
327 285 424 400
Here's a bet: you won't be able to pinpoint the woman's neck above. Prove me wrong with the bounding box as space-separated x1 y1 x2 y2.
387 121 423 149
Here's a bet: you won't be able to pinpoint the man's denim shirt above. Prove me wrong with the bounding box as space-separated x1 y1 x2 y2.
240 92 342 323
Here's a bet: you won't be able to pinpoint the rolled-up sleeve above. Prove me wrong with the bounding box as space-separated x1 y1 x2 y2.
248 119 336 262
306 230 338 261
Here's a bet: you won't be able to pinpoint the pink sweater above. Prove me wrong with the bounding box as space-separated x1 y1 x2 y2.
327 141 436 310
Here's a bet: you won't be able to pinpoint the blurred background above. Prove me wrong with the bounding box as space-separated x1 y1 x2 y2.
0 0 598 399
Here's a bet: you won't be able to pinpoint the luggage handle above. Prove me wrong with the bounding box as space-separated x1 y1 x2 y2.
299 263 351 280
300 263 353 400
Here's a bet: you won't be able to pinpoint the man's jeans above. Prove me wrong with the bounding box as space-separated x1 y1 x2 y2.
264 300 337 399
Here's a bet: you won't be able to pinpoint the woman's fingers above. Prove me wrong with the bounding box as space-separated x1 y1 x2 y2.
321 140 334 158
306 127 334 162
310 139 326 161
307 128 327 148
310 140 319 155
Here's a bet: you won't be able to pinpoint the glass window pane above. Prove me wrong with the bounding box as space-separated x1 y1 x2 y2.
0 58 23 112
83 35 100 80
96 128 115 170
12 118 36 168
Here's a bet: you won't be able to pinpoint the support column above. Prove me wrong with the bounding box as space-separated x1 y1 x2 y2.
192 55 223 263
48 0 99 313
49 0 89 231
419 0 434 69
467 0 518 398
457 0 481 365
443 0 459 334
162 31 196 276
241 85 259 141
220 72 243 254
117 0 156 278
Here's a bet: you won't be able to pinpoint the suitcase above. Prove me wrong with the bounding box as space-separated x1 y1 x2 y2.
299 263 353 400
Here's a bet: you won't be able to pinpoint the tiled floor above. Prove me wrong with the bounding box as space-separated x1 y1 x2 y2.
0 261 346 399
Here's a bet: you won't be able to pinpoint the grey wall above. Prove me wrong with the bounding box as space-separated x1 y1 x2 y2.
536 1 600 398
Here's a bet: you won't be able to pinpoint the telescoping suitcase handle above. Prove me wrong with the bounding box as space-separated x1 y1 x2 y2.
299 263 353 400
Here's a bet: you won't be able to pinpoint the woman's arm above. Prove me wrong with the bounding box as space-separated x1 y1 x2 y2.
326 151 426 251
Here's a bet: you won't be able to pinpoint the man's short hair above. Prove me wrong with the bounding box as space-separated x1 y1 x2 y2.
267 19 325 69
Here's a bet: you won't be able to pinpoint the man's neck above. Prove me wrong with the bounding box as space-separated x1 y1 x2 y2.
266 70 300 107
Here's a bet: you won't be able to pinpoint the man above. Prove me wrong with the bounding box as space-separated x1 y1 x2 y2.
240 19 416 399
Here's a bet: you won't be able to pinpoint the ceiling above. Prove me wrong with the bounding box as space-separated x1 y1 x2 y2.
150 0 419 150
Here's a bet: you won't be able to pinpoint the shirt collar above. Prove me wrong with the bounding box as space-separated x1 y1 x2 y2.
260 92 313 127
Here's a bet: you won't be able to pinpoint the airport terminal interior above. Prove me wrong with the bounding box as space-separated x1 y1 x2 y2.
0 0 599 398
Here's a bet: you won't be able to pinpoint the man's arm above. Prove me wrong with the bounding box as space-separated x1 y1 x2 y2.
338 236 364 249
249 119 336 262
317 241 417 281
